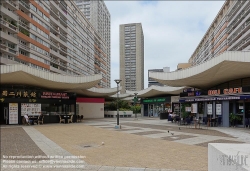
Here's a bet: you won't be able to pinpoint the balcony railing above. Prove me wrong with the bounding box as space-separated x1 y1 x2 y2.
19 43 30 50
0 19 17 31
9 48 16 54
19 21 29 30
5 0 17 8
50 40 58 47
19 0 30 10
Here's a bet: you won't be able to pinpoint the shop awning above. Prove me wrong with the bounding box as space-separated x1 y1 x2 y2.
149 51 250 88
0 64 102 90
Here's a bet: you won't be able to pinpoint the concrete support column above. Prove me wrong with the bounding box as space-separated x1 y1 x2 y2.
213 101 216 118
222 101 229 127
204 102 207 117
233 102 236 114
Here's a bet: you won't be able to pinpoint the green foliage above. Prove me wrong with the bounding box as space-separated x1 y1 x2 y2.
20 28 29 36
131 105 141 114
181 103 191 119
105 100 131 111
229 113 241 123
10 20 17 27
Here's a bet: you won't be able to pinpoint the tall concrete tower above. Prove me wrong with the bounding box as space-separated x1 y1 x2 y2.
120 23 144 93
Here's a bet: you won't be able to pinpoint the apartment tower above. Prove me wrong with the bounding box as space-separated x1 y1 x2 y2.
188 0 250 66
120 23 144 94
0 0 108 88
76 0 111 87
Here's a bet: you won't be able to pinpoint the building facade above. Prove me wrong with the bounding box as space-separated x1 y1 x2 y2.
188 0 250 65
120 23 144 94
148 69 164 87
0 0 108 88
76 0 111 87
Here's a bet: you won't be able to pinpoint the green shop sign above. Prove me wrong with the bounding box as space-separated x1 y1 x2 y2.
141 97 170 104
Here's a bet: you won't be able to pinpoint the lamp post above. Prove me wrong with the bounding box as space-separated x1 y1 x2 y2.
134 93 138 119
114 79 122 128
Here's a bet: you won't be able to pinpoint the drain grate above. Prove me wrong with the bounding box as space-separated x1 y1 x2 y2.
83 145 91 148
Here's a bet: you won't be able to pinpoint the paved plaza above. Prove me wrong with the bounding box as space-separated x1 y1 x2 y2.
1 117 250 171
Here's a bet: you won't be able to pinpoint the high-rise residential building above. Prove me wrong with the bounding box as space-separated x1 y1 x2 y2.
188 0 250 66
120 23 144 94
75 0 111 87
0 0 108 88
148 67 170 87
148 69 164 87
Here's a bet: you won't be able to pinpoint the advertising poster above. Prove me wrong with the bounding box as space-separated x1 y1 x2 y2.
191 103 197 113
185 107 191 112
207 104 213 115
216 104 222 115
9 103 18 124
21 103 41 116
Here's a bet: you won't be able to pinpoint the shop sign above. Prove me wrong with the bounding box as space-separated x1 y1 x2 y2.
1 90 37 98
142 97 169 104
180 91 203 97
208 87 242 95
41 92 69 99
183 88 195 93
0 90 71 99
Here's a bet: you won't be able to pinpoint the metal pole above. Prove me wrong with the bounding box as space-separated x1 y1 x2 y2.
117 84 119 125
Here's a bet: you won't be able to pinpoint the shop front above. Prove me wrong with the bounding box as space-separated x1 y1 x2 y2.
141 97 171 117
0 86 76 125
179 86 250 127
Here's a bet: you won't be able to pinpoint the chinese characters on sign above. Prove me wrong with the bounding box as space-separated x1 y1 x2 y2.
1 90 37 98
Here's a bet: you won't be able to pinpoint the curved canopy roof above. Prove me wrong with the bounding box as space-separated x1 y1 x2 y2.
149 51 250 88
1 64 102 90
68 86 122 97
110 85 184 99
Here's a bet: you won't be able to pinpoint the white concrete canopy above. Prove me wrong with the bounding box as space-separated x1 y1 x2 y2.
0 64 102 90
149 51 250 88
67 86 122 97
109 85 184 99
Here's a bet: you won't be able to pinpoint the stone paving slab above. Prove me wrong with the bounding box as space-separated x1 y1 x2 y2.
132 131 166 135
195 139 245 147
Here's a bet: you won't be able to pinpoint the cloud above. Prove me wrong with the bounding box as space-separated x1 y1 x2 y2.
105 1 225 88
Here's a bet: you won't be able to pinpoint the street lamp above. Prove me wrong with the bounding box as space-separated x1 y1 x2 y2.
114 79 122 128
134 93 138 119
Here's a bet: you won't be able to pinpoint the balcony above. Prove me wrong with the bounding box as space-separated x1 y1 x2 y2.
0 31 18 44
19 0 30 10
4 0 17 8
0 6 18 21
0 19 18 33
50 49 68 62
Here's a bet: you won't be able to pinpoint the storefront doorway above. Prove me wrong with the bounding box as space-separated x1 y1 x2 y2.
0 103 9 125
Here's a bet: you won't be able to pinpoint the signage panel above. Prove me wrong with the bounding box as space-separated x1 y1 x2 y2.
141 97 170 104
216 104 221 115
191 103 197 113
9 103 18 124
207 104 213 115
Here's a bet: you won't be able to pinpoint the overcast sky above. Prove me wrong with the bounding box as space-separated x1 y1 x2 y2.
105 1 225 88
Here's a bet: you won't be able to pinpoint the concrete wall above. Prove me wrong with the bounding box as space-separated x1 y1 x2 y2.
77 103 104 119
208 143 250 171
